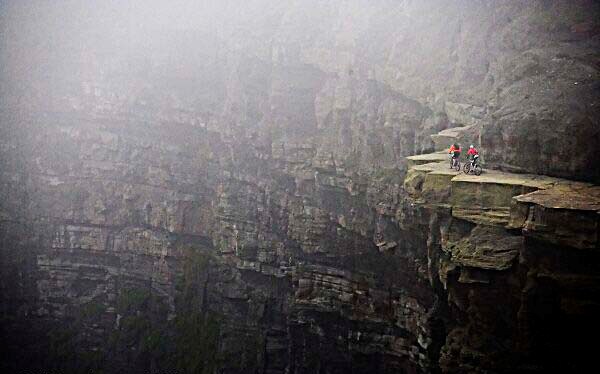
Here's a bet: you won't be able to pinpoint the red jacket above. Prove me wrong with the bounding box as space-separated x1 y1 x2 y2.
467 148 478 156
449 145 461 153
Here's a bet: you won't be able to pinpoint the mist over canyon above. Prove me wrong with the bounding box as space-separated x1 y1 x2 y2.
1 1 599 373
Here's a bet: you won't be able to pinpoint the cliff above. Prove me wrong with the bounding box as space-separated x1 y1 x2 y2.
1 1 599 373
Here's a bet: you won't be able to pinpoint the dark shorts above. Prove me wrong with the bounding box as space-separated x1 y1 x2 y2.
452 152 461 158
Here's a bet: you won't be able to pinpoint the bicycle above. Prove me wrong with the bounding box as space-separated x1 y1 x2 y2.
463 155 482 176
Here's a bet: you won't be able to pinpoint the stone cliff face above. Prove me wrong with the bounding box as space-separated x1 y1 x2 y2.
1 1 599 373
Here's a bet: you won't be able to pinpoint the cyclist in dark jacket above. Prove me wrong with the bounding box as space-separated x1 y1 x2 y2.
449 143 461 168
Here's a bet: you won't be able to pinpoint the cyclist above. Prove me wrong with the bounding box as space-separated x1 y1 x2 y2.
467 145 479 164
449 143 461 169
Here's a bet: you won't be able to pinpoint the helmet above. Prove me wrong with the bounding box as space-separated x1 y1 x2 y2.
470 145 474 148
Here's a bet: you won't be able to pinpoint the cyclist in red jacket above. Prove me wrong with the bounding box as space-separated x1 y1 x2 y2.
467 145 479 164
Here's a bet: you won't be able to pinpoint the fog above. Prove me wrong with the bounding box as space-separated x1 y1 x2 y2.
1 0 307 87
3 0 597 177
1 1 345 132
1 1 599 373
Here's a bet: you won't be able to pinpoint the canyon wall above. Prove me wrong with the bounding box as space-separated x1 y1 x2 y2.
1 1 599 373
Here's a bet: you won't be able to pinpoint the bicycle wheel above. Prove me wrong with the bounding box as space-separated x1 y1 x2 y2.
463 162 471 174
474 164 482 176
454 160 461 171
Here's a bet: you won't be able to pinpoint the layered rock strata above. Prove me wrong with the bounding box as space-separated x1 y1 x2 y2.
401 154 600 372
1 1 599 373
